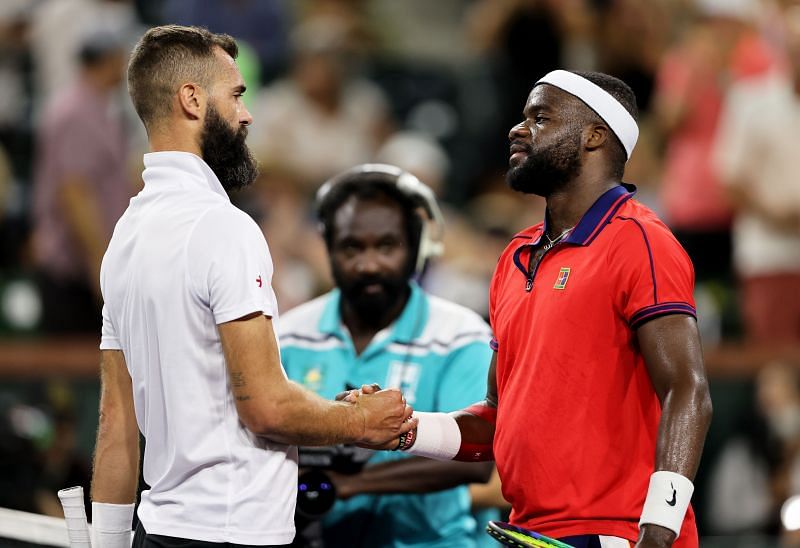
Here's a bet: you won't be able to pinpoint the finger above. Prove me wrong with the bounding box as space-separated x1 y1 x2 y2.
360 383 381 394
334 389 353 401
402 405 414 422
397 418 418 436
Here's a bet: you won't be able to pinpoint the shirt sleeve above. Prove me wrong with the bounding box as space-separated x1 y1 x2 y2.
608 219 696 330
188 205 277 324
99 303 121 350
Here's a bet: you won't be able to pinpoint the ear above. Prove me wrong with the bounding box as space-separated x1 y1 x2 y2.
176 83 205 121
584 123 609 153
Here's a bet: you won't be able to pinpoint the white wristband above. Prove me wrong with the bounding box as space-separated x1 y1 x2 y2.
91 502 135 548
639 471 694 538
403 411 461 460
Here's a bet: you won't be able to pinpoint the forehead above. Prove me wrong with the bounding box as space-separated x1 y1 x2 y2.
525 84 582 115
332 196 406 237
212 47 244 87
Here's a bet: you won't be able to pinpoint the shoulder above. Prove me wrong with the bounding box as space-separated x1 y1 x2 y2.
607 199 691 263
421 293 492 350
194 202 264 241
278 293 332 339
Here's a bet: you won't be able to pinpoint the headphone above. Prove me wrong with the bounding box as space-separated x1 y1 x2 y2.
315 163 445 275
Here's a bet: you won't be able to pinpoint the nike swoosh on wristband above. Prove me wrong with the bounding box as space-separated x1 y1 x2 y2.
666 482 677 506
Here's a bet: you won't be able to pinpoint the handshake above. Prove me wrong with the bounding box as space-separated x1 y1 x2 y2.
338 383 416 450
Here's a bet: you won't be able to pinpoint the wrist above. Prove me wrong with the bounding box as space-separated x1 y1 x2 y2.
91 501 134 548
639 471 694 539
402 412 460 460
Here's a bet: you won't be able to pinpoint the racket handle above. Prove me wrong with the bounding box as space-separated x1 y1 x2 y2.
57 486 92 548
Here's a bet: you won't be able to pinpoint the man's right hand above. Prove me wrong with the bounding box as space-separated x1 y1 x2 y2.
354 388 415 445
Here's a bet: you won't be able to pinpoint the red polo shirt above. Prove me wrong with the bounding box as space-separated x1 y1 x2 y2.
489 184 698 545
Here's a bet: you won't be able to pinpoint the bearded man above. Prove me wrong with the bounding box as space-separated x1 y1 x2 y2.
89 25 413 548
365 70 713 548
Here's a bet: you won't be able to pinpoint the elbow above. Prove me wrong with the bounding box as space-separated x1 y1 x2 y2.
237 401 291 440
466 462 494 484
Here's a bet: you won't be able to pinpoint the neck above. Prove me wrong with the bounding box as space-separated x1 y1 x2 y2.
340 287 410 340
148 125 203 156
545 172 619 235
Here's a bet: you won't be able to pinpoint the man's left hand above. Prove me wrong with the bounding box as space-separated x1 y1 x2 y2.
635 524 676 548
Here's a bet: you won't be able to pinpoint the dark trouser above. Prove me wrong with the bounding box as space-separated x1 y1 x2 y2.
133 522 291 548
560 535 633 548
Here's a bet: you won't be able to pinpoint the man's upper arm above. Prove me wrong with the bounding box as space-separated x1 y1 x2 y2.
99 350 136 421
217 313 288 432
636 315 705 403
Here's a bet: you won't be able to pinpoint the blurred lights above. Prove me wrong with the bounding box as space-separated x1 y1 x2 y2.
781 495 800 531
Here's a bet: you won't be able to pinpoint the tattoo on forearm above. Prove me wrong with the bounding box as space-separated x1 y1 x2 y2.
232 372 246 388
231 372 251 401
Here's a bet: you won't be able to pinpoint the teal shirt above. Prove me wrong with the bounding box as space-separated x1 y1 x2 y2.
279 284 493 548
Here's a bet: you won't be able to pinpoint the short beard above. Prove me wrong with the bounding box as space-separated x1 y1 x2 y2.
200 103 259 192
333 268 409 324
506 131 582 197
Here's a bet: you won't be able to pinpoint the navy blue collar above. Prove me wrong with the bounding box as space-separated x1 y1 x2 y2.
535 183 636 247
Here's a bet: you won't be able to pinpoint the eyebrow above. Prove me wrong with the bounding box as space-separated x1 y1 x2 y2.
523 102 551 118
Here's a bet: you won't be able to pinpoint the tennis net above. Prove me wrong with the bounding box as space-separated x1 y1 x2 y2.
0 506 71 547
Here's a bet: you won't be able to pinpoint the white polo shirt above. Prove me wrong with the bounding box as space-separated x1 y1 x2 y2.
99 151 297 545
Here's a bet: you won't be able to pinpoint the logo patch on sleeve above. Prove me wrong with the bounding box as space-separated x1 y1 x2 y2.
256 275 263 288
553 267 571 290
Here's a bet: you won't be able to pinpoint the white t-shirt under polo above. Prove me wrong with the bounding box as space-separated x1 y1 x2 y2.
99 151 297 545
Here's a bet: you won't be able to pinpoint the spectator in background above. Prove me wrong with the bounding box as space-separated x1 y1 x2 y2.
279 165 494 547
654 0 773 287
713 0 800 344
30 0 139 107
31 30 133 333
249 18 393 196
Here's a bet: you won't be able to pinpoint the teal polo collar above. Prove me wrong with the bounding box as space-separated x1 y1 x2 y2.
317 282 429 344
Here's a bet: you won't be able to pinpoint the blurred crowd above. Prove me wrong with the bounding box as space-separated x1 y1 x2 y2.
1 0 800 545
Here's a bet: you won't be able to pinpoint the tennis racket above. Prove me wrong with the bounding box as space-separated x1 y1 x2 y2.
486 521 576 548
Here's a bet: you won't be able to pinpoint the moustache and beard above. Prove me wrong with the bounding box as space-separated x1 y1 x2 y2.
506 128 583 197
200 103 259 192
332 266 410 323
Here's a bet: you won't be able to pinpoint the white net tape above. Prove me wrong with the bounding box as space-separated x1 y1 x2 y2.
0 506 71 547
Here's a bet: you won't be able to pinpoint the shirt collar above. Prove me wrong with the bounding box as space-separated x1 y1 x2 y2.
534 183 636 247
142 151 229 201
318 282 428 343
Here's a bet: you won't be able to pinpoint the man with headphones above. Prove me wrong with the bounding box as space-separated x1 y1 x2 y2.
278 164 496 547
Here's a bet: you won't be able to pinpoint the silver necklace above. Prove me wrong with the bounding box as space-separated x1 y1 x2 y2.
542 227 572 251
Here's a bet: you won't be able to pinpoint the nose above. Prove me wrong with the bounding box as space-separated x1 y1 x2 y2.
508 121 530 143
354 250 381 274
240 105 253 127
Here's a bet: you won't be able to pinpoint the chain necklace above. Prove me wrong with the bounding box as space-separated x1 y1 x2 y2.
542 227 572 251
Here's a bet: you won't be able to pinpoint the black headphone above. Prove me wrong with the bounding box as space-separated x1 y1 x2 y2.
315 163 445 274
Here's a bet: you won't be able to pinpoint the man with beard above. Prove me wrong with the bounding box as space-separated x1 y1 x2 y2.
278 164 496 547
363 71 712 548
90 26 413 548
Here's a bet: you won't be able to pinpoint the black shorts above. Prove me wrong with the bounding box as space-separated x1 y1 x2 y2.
133 522 291 548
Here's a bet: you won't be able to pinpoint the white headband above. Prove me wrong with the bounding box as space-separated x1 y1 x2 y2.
535 70 638 159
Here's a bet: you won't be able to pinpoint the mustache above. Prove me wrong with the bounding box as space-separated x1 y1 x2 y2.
349 276 391 291
509 139 531 154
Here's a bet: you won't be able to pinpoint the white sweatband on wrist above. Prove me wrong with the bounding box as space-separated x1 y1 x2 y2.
91 502 135 548
403 411 461 460
535 70 639 159
639 471 694 538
